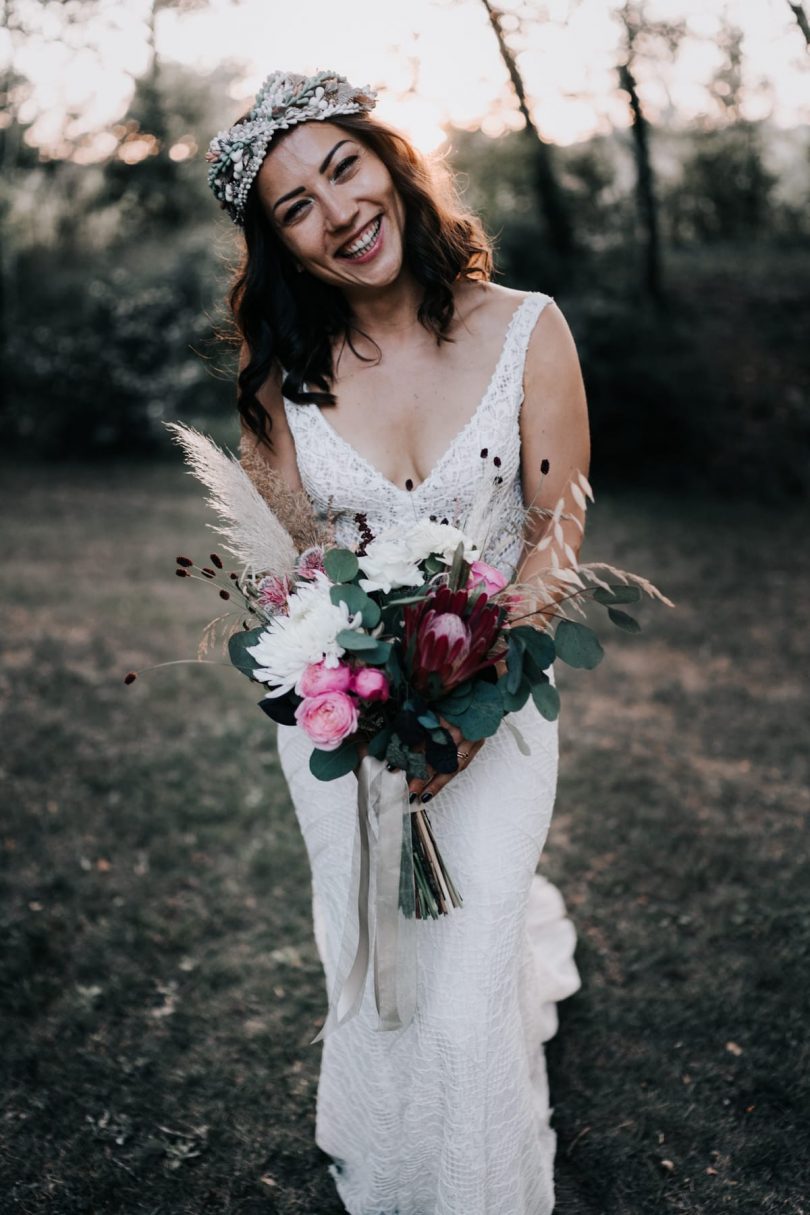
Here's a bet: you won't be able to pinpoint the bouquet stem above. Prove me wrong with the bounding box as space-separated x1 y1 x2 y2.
409 809 463 920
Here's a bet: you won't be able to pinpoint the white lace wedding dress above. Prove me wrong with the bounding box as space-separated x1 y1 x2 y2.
275 291 581 1215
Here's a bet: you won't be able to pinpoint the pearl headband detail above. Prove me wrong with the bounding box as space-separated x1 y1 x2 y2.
205 69 377 227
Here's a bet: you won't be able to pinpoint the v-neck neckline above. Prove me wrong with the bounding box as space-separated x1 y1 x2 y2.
291 294 536 498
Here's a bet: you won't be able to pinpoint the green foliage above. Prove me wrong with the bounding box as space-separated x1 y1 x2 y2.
554 620 604 670
227 625 265 677
329 582 380 627
309 741 358 781
322 548 359 583
531 677 561 721
439 680 503 741
607 607 641 632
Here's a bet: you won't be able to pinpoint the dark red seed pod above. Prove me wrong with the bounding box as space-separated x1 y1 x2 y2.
176 556 193 567
201 568 216 578
405 478 414 492
219 589 231 600
175 568 188 577
209 553 223 569
540 458 550 475
124 671 137 684
480 448 488 459
229 572 238 580
493 456 501 467
494 475 503 485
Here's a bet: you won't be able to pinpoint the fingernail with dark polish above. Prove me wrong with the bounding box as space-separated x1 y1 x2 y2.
420 791 433 803
409 792 418 804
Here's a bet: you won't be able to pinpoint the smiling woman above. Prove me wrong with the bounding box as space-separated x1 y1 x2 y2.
206 69 587 1215
230 104 492 445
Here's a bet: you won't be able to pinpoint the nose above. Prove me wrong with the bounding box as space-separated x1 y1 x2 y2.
322 191 359 235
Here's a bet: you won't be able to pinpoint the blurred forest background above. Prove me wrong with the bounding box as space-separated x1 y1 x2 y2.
2 0 809 497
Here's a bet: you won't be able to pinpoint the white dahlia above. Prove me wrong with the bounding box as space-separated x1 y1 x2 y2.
246 574 363 696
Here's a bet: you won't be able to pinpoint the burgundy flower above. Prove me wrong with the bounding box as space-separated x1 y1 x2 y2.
404 587 505 694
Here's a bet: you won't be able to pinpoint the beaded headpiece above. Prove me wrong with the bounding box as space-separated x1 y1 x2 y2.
205 69 377 227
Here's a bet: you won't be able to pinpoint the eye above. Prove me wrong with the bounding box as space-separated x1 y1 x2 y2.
333 154 359 179
283 198 310 223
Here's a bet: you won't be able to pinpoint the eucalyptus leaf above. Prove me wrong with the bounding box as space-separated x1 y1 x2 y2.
330 583 381 627
228 626 266 678
506 635 525 694
510 626 556 670
360 640 392 665
531 679 561 721
336 629 379 651
367 728 391 760
497 674 531 713
447 681 503 740
323 548 359 583
503 717 531 756
309 742 359 781
608 607 641 633
593 585 641 605
554 619 604 669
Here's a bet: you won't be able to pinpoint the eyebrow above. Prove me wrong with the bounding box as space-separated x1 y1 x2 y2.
271 139 354 214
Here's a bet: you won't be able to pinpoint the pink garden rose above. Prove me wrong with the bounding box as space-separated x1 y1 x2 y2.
295 691 359 750
351 666 390 702
297 660 352 698
467 560 508 597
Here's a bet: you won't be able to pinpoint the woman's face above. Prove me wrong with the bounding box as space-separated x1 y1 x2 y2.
255 122 407 291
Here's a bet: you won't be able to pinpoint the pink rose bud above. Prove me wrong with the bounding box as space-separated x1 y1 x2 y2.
351 666 390 702
295 691 359 751
467 560 508 597
297 660 352 698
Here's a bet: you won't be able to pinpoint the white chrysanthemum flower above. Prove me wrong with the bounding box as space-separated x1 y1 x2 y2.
357 535 423 595
403 520 479 566
246 573 362 696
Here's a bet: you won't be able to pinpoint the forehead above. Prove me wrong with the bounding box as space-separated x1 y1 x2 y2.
258 121 355 193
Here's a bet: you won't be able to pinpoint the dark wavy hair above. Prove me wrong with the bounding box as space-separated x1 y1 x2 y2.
228 111 494 449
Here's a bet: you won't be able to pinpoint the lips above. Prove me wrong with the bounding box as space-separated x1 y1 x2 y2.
336 215 383 259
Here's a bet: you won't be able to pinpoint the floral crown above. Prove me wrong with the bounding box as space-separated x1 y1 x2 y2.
205 69 377 227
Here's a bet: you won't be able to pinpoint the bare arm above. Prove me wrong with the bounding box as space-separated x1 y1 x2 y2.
515 301 591 629
237 344 304 494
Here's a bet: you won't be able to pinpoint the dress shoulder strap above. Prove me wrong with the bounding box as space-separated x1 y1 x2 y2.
501 292 554 404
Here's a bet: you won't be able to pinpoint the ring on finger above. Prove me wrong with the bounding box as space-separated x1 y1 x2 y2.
457 748 470 761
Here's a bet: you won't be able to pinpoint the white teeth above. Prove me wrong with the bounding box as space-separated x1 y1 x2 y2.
340 217 381 258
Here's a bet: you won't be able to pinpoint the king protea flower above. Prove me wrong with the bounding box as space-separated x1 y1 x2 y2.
404 587 505 694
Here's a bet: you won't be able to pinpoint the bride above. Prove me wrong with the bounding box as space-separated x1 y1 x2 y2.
208 70 588 1215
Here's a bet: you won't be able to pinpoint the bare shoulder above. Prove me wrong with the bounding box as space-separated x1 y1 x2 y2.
452 279 536 335
524 295 582 388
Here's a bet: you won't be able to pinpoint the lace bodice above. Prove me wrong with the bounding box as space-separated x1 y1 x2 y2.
283 291 554 576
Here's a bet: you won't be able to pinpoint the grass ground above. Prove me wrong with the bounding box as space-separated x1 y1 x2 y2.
1 462 807 1214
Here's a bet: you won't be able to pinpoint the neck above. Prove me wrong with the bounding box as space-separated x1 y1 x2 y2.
340 268 426 342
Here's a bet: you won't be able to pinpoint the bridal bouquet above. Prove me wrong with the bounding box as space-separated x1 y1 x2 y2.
126 421 671 1038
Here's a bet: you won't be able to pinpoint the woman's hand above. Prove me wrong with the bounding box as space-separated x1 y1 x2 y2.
355 658 511 795
406 716 484 805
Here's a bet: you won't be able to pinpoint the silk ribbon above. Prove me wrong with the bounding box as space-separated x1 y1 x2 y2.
310 756 419 1045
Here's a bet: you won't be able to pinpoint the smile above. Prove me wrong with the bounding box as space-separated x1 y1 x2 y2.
336 215 383 260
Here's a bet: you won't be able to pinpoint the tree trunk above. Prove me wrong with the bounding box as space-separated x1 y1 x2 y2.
480 0 575 257
618 59 663 302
